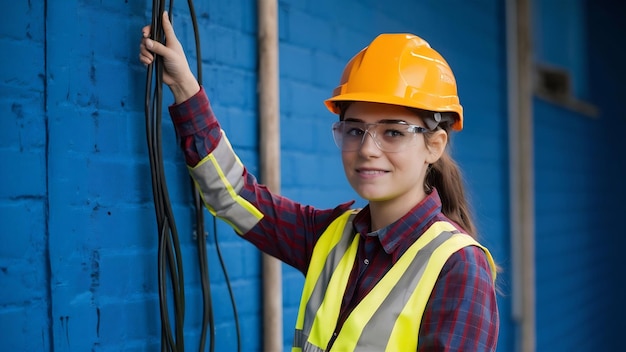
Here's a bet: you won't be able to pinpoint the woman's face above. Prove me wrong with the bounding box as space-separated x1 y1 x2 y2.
340 102 443 207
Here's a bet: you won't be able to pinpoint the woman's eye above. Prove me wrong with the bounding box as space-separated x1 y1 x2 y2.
385 129 405 137
346 128 365 136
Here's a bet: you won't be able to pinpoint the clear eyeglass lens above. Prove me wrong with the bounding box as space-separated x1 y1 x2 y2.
332 121 425 152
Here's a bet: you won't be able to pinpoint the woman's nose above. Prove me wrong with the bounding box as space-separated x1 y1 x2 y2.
358 130 382 155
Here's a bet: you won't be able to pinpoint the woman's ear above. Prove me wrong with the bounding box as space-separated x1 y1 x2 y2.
425 130 448 164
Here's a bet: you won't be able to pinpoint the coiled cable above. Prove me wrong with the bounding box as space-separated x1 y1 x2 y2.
144 1 241 351
145 2 186 351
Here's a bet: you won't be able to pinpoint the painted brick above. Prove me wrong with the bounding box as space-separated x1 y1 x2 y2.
202 25 257 71
279 42 314 83
94 296 160 348
0 200 46 260
281 79 329 118
0 255 48 306
1 4 48 352
280 114 317 154
0 149 46 200
0 40 45 90
9 0 626 351
281 8 335 53
97 251 157 297
217 107 259 150
3 2 43 40
187 0 256 33
1 100 44 151
310 50 346 90
209 66 257 110
0 302 50 351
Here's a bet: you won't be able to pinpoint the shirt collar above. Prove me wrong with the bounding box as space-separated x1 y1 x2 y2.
353 188 444 257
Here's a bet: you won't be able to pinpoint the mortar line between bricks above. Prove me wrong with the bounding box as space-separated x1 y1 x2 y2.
43 0 54 351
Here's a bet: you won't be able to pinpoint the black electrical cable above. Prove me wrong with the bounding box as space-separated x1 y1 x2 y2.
146 1 186 351
145 1 243 351
213 216 242 352
185 2 241 351
185 1 216 351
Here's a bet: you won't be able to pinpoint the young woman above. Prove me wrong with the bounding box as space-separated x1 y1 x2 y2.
139 13 499 351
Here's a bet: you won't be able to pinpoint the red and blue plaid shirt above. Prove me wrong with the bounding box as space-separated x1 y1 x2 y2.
169 88 499 351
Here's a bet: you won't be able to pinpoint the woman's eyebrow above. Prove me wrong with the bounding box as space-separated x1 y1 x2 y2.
343 117 364 122
344 117 410 124
378 119 409 124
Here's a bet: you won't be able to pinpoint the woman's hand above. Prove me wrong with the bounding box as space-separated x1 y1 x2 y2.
139 12 200 104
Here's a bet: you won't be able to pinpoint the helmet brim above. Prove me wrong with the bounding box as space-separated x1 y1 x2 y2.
324 92 463 131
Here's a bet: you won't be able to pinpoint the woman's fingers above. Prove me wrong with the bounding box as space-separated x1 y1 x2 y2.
139 51 153 66
137 11 195 91
139 37 155 65
160 12 177 44
139 23 153 66
138 12 178 65
142 24 150 37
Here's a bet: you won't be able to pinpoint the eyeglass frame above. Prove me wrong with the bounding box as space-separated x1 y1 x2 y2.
331 119 430 153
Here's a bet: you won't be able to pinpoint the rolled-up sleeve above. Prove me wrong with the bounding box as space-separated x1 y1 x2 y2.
169 87 222 166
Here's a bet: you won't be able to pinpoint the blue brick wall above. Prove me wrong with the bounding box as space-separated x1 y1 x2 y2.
13 0 626 351
1 0 509 351
533 100 608 350
532 1 626 351
0 0 511 350
0 1 50 351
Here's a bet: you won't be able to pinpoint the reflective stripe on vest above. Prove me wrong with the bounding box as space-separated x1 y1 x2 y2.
294 210 360 351
293 211 496 352
189 131 263 235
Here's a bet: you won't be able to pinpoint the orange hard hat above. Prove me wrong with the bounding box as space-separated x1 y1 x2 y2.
325 33 464 130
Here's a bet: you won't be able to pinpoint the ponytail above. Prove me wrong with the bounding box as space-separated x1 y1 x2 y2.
425 145 477 238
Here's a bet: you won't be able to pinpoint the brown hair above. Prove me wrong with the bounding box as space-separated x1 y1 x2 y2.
423 135 477 238
413 106 477 238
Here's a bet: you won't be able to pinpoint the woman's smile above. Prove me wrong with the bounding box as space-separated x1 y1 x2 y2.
356 167 389 178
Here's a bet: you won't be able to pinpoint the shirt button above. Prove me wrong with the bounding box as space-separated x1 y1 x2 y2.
364 259 369 265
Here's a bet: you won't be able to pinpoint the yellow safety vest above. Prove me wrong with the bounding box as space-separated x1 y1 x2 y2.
292 210 496 352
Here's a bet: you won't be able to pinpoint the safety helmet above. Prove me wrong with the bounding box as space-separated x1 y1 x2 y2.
325 33 464 130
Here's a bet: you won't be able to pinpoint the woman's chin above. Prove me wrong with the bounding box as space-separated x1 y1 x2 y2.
356 190 393 203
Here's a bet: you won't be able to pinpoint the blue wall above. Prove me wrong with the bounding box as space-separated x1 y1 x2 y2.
3 0 510 351
5 0 623 351
533 0 626 351
0 1 49 350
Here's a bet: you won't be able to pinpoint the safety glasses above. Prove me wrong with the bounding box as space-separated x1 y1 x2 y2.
332 120 428 153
